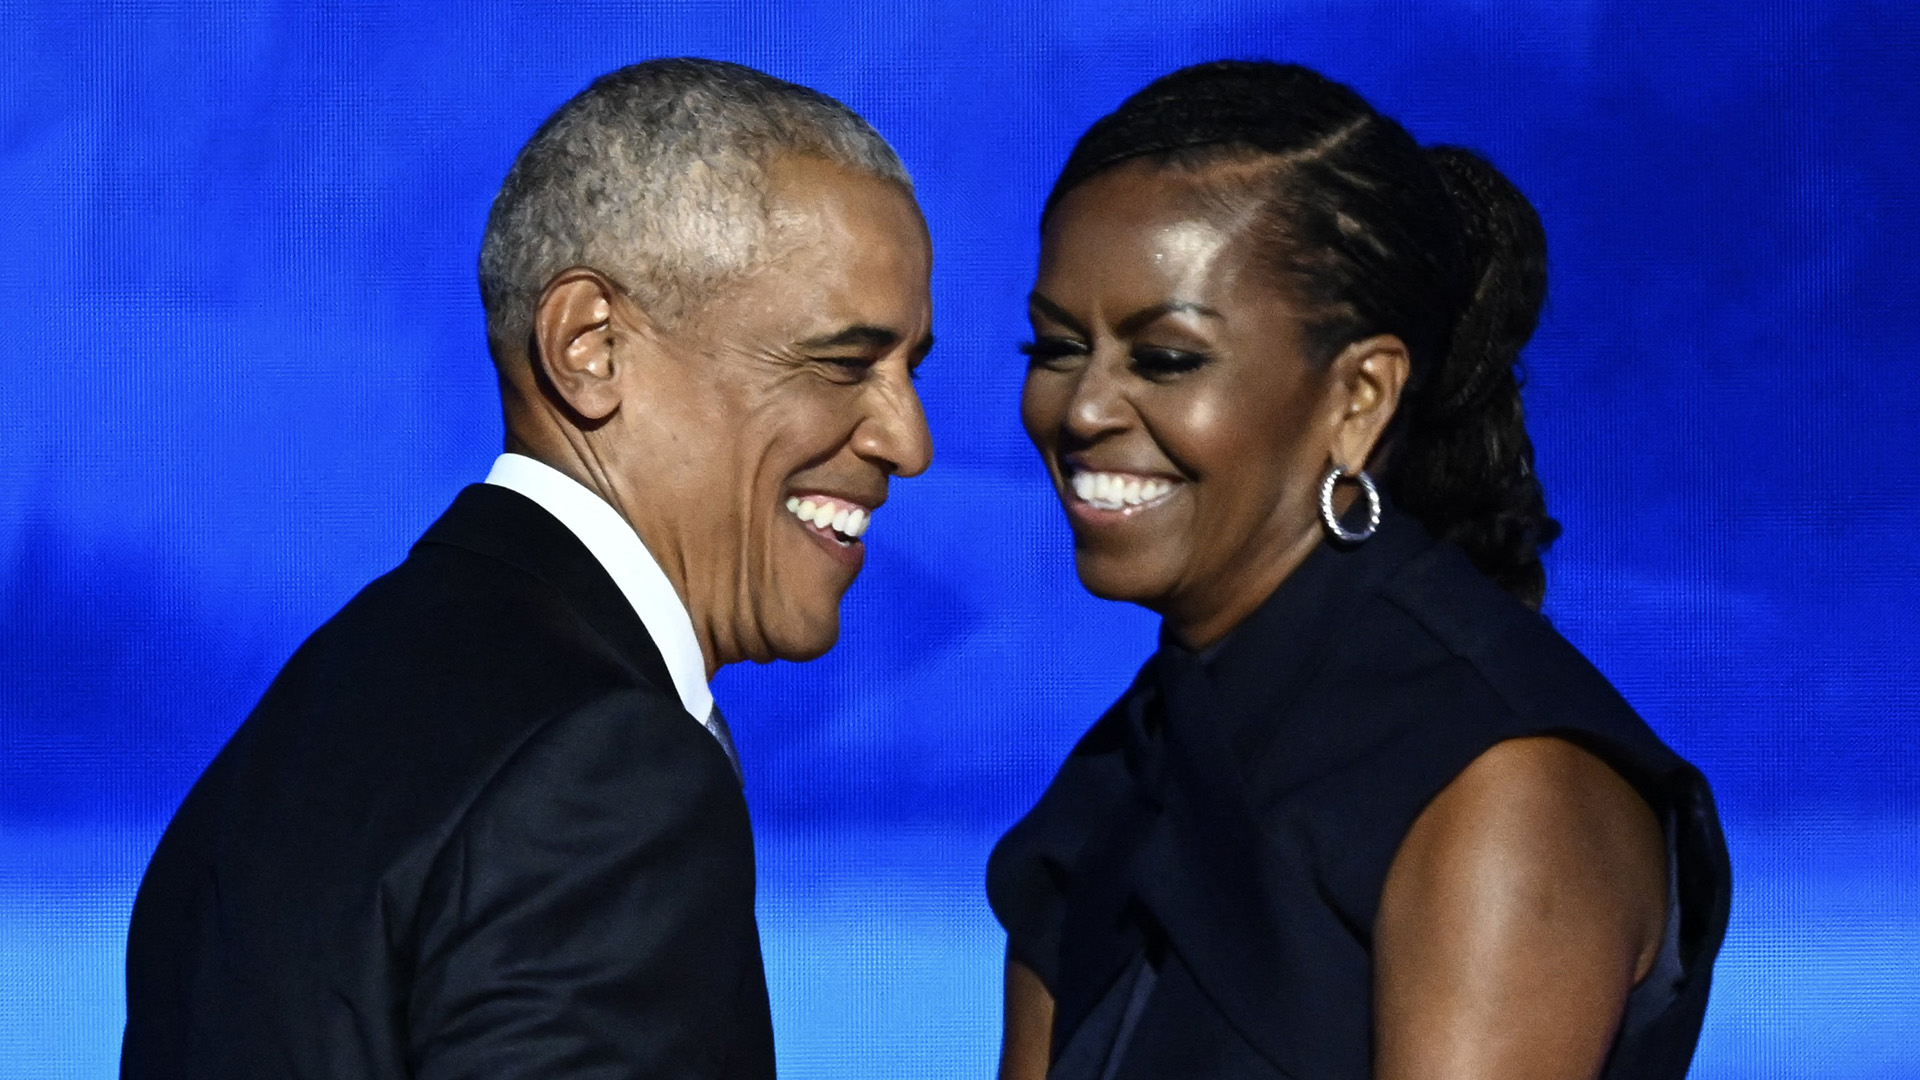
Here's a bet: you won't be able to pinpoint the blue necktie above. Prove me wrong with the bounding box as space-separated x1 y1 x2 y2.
703 701 742 784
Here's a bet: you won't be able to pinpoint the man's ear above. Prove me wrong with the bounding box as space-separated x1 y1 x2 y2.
531 268 640 423
1326 334 1411 473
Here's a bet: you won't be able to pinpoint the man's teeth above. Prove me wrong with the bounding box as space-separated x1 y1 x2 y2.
1070 470 1175 510
784 496 871 539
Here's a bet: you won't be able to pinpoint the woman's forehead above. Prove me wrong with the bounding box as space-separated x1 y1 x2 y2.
1037 179 1284 316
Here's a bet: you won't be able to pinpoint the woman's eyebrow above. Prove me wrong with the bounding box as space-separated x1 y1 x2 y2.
1027 292 1087 335
1113 301 1222 336
1028 292 1222 337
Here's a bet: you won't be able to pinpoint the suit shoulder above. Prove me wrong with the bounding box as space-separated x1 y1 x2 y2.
175 540 686 895
320 539 633 679
262 540 662 743
456 688 742 842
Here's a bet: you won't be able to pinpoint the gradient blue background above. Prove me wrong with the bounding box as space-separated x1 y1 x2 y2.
3 1 1915 1075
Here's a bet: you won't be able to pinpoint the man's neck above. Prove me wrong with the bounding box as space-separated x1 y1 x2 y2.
496 431 722 682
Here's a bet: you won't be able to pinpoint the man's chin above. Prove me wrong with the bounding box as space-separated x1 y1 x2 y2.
762 607 844 664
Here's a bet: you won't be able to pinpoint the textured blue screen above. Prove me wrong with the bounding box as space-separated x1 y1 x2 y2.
3 1 1916 1076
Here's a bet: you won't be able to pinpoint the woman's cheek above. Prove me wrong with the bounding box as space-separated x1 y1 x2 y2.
1019 373 1065 449
1146 387 1227 476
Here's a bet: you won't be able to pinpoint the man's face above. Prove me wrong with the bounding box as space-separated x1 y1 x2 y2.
606 155 933 667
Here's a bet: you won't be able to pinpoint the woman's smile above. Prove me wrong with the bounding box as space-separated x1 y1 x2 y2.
1062 465 1184 514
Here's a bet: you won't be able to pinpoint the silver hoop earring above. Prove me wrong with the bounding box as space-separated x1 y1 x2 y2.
1319 465 1381 544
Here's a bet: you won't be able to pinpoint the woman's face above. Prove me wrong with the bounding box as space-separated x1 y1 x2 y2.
1022 160 1350 646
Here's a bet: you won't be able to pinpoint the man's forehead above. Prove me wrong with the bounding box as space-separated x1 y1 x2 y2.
764 155 923 234
684 265 930 353
752 180 924 275
672 156 929 347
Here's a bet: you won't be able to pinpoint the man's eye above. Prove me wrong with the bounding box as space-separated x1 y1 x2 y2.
1131 347 1208 377
812 356 874 380
1018 337 1088 370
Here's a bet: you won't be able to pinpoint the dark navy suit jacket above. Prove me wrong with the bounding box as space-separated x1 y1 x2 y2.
122 484 775 1079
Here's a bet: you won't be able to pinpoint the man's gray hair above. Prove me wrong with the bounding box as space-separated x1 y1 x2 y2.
478 58 910 361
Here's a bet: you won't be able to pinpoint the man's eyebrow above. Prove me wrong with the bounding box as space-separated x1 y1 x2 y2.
910 332 935 366
1028 293 1223 338
798 325 902 351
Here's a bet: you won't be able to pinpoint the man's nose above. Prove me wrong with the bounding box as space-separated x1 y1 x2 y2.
852 371 933 478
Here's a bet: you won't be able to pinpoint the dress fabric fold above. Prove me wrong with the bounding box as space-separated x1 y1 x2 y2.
987 507 1731 1080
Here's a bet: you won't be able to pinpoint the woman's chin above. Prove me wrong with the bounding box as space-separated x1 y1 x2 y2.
1072 554 1177 610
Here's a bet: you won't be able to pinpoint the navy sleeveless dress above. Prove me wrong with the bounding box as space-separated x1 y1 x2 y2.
987 508 1730 1079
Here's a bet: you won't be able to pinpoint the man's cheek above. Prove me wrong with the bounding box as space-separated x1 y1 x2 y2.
766 404 865 466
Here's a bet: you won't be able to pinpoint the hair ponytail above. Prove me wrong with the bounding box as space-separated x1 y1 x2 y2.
1388 147 1559 609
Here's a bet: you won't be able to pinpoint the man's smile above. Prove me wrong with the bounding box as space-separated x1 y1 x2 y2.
785 492 872 542
785 490 876 569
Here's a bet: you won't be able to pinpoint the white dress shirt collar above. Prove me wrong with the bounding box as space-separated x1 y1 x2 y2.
484 452 714 724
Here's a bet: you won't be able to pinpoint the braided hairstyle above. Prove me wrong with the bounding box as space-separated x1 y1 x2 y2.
1046 61 1561 609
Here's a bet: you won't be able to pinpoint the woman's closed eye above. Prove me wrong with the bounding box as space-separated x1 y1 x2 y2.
1019 336 1090 371
1130 346 1209 378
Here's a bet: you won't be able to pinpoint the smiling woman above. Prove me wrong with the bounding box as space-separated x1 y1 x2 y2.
1020 160 1372 649
988 60 1731 1080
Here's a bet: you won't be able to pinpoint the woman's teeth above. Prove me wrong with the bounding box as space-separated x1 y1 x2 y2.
1070 470 1175 511
785 495 870 543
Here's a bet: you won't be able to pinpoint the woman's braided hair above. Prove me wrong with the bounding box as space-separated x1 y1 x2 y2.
1046 61 1561 609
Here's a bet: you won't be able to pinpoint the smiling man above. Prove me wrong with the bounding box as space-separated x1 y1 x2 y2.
122 60 931 1078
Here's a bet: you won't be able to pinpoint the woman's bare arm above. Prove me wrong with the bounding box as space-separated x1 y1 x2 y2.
1373 736 1667 1080
1000 951 1056 1080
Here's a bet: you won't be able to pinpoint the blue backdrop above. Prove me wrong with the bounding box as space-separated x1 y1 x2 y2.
3 1 1915 1076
